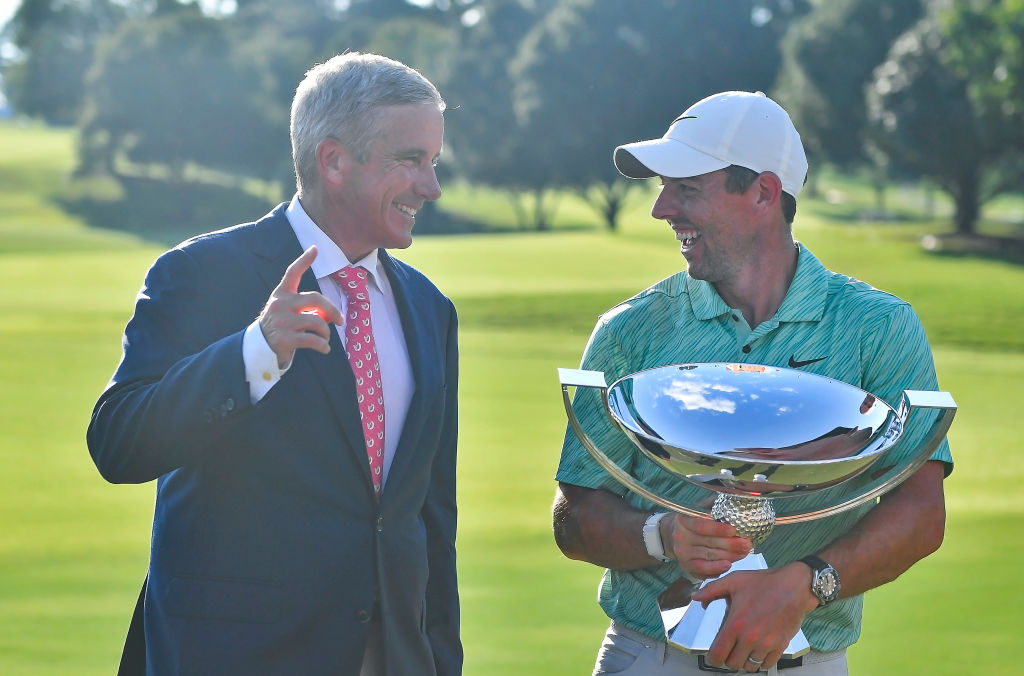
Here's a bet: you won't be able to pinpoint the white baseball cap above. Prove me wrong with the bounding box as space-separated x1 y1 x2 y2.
613 91 808 198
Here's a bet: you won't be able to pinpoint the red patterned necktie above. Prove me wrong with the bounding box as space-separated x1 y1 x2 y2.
332 266 385 498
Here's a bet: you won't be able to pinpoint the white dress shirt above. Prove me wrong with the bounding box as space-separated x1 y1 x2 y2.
242 197 414 488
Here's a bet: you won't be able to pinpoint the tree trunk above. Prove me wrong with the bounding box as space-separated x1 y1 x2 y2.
871 165 887 217
804 170 820 200
923 182 935 219
508 192 529 230
582 181 632 231
532 188 560 231
953 174 979 236
533 188 550 231
598 194 620 231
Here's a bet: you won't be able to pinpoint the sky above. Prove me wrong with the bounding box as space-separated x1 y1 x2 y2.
0 1 13 107
0 1 15 29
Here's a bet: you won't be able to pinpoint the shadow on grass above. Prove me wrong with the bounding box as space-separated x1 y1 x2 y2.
803 204 925 224
922 233 1024 266
57 175 278 247
59 175 585 247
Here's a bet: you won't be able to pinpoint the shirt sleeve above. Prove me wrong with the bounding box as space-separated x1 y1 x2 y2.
861 302 954 475
242 320 290 403
554 310 641 494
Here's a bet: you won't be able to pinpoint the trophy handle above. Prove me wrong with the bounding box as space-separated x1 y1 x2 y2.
559 368 708 519
775 390 957 524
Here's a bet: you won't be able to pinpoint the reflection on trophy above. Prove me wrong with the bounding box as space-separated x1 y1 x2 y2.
559 363 956 658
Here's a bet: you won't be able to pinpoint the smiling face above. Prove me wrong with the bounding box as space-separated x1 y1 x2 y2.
329 103 444 260
651 169 760 284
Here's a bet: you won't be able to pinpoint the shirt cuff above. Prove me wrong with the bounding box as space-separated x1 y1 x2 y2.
243 320 289 403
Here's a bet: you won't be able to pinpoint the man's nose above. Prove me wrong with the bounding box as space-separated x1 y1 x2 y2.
416 165 442 201
651 188 676 220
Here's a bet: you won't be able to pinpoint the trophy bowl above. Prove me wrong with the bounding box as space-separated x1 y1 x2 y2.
607 362 898 498
558 362 956 657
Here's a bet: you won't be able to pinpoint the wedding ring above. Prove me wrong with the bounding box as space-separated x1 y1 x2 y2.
746 656 764 666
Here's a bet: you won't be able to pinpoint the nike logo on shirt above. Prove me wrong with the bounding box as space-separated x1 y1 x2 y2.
788 354 828 368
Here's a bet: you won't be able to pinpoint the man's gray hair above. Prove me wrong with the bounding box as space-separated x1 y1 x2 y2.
290 52 445 194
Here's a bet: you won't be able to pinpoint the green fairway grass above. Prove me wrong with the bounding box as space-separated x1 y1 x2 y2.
1 121 1022 674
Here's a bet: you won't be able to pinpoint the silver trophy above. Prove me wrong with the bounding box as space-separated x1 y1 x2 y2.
559 363 956 658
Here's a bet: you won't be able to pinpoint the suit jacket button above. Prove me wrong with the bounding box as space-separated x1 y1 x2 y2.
356 609 372 623
225 398 235 412
376 517 384 532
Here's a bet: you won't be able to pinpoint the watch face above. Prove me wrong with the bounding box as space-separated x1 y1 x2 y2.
816 568 840 602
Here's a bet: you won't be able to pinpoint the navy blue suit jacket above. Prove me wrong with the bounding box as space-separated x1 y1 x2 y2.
88 204 461 675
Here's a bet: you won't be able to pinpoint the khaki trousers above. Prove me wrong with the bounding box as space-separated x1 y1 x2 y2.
594 621 848 676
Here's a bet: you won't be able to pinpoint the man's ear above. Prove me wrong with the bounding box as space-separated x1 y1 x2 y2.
754 171 783 212
316 137 352 188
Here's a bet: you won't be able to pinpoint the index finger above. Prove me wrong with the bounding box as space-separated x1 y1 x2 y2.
277 246 318 294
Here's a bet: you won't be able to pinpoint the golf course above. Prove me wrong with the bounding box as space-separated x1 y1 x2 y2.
1 120 1021 674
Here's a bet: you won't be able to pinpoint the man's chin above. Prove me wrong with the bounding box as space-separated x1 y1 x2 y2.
683 262 711 281
385 234 414 250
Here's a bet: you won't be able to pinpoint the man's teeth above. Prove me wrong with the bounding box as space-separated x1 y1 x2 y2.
675 229 699 247
396 204 417 217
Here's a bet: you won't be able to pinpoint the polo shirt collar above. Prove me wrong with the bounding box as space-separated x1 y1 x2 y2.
776 243 829 323
684 243 829 323
686 274 732 321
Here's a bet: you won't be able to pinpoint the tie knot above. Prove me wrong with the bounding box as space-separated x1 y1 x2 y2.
333 266 369 300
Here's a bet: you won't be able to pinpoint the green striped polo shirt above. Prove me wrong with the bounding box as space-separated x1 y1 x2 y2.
556 244 954 651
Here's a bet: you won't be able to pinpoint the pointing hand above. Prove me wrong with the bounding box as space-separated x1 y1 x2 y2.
258 246 344 369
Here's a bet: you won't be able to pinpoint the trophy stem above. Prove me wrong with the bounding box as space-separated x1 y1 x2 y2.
661 553 811 659
659 494 811 658
711 494 775 551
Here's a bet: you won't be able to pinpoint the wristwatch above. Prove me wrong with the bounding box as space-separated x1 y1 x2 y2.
800 555 840 607
642 512 673 563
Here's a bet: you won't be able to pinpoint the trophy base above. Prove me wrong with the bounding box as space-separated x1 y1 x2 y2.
660 553 811 660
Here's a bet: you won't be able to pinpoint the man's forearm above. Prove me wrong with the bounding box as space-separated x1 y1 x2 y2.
816 460 946 599
553 483 660 570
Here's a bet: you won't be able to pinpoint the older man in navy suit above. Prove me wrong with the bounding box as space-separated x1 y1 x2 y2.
88 52 460 675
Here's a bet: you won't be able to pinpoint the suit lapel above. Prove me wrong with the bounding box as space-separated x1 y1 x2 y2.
379 250 433 493
250 208 374 493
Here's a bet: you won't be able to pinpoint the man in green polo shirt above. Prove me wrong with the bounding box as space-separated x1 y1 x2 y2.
553 91 952 674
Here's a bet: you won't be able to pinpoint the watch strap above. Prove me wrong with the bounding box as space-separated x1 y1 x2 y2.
642 512 672 563
799 554 829 572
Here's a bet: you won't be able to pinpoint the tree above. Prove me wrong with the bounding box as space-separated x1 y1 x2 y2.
775 0 924 174
509 0 806 230
866 13 1022 236
78 8 288 183
942 0 1024 173
3 0 128 124
364 16 456 88
225 0 342 122
442 0 561 230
